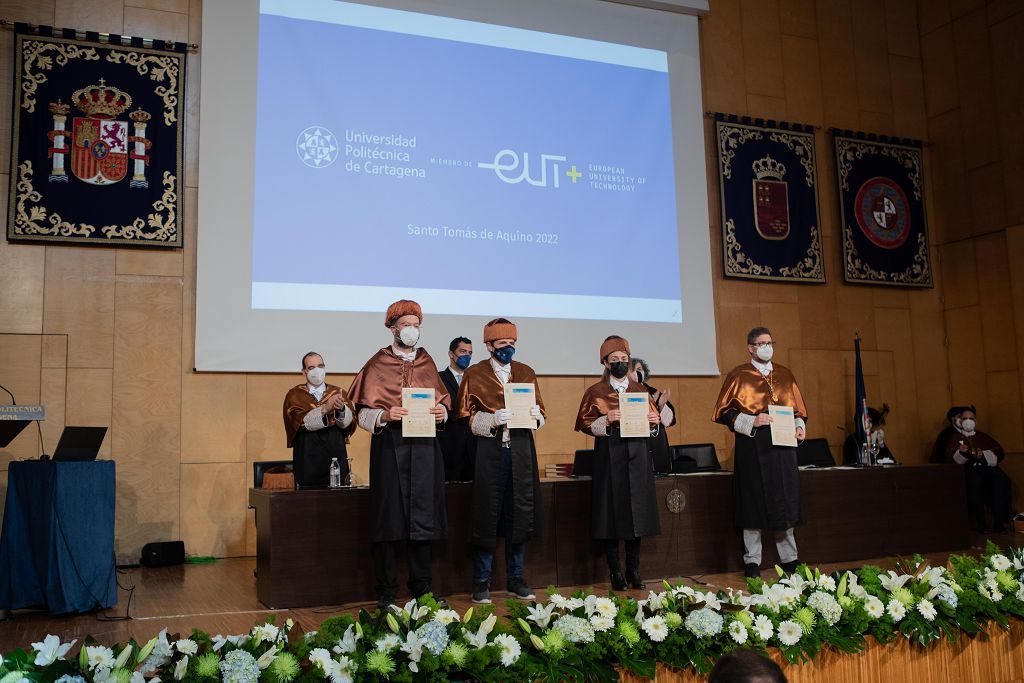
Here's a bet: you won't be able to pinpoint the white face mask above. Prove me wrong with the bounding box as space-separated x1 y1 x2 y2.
961 418 976 433
754 344 774 363
399 325 420 347
306 367 326 387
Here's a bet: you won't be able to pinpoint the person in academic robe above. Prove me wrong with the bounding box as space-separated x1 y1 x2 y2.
631 357 677 473
575 335 661 591
283 351 356 488
712 326 807 579
941 405 1012 533
457 319 545 604
842 404 895 465
438 336 475 481
348 300 451 609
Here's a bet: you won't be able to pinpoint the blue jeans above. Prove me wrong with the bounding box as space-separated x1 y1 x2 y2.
473 445 524 584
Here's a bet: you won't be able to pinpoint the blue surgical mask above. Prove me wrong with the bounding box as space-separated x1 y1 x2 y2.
492 345 515 364
455 354 471 370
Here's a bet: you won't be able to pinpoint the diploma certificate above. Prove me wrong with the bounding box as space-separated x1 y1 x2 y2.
402 387 436 438
619 392 651 438
768 404 798 447
503 383 538 429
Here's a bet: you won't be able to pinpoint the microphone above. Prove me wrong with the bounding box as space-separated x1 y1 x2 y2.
0 382 48 459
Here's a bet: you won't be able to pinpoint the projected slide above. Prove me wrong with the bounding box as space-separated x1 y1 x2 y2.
251 0 681 323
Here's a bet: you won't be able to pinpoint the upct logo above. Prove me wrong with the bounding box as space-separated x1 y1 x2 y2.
478 149 570 188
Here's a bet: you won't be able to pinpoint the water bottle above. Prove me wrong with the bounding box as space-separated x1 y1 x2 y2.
329 457 342 488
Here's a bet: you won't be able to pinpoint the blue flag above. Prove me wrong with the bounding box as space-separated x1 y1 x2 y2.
853 335 869 448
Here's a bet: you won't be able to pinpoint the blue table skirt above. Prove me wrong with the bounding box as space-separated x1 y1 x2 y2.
0 460 117 613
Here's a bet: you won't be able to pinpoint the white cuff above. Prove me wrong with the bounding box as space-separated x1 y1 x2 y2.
982 449 998 466
591 415 609 437
794 417 806 432
303 406 327 432
358 407 385 434
471 411 498 437
733 413 756 437
952 451 968 465
336 406 353 429
660 405 673 427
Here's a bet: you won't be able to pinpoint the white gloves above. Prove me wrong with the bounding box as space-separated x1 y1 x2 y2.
530 404 545 428
494 408 510 425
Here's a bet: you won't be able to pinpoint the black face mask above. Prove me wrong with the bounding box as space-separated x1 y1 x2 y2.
609 361 630 379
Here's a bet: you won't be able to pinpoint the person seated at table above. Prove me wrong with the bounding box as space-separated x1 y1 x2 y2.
282 351 355 488
939 405 1012 533
842 404 895 464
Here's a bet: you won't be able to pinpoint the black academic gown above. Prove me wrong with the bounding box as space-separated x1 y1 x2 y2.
369 422 448 542
470 428 542 549
722 412 804 530
438 368 475 481
293 427 350 488
642 382 676 472
591 426 661 541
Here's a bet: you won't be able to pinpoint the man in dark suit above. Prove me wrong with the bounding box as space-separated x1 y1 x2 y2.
439 336 475 481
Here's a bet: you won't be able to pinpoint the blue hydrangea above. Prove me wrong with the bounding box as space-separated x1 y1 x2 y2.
935 584 958 609
552 615 595 644
55 677 86 683
219 649 260 683
415 620 450 656
684 608 724 639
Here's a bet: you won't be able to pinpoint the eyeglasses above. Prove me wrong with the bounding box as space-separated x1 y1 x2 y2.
751 342 776 349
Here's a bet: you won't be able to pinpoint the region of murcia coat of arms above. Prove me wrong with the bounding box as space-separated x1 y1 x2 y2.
46 78 153 189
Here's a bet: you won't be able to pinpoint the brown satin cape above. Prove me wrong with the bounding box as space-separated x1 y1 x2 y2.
457 359 545 547
711 362 808 424
282 383 355 447
575 379 661 540
942 429 1005 464
347 346 451 412
456 359 547 419
575 378 657 432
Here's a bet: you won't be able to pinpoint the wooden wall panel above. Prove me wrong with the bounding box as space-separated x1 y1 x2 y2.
180 462 247 557
0 335 42 464
65 368 113 459
54 0 122 32
0 237 45 334
43 248 116 368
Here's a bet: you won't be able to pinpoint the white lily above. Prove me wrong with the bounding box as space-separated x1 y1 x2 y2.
173 655 188 681
527 602 556 628
400 631 426 673
333 624 360 655
31 635 75 667
879 571 912 592
256 645 278 669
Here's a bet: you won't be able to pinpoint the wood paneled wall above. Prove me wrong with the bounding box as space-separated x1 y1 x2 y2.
0 0 1020 560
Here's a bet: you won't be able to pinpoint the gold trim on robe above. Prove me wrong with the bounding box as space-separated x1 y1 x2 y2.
711 362 808 423
282 383 355 447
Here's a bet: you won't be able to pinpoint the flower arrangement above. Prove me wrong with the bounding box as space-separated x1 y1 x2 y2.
2 543 1023 682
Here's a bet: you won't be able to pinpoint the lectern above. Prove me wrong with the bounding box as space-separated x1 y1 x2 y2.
0 405 45 447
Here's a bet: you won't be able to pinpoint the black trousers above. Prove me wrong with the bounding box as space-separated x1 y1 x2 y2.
605 538 641 574
372 540 432 599
965 465 1012 524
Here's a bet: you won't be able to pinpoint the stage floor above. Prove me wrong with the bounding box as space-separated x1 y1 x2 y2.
1 530 1019 653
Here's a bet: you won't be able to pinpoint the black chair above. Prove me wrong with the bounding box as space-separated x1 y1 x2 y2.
572 449 594 477
797 438 835 467
253 460 294 488
670 443 721 473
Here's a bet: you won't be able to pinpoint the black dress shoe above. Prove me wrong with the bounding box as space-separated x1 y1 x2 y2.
780 559 800 574
377 594 396 610
625 570 646 590
744 563 760 578
610 572 628 591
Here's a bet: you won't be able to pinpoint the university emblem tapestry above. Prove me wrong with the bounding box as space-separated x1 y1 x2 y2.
833 131 932 287
715 114 824 283
7 27 187 247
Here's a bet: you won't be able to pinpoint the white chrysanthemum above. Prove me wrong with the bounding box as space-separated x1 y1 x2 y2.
887 599 907 622
779 587 800 609
641 615 668 642
590 615 615 632
864 596 885 619
991 554 1012 572
817 575 837 592
593 597 617 619
776 620 802 647
917 599 937 621
807 591 843 626
753 614 774 641
375 634 401 652
251 624 279 644
175 639 198 655
433 609 459 625
493 634 521 667
548 593 568 608
85 646 115 672
684 608 724 639
308 648 333 674
728 620 748 645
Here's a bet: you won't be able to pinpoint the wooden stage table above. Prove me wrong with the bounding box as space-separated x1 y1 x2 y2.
249 465 968 609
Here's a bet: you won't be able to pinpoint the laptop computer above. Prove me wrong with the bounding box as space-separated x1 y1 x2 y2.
52 426 107 461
